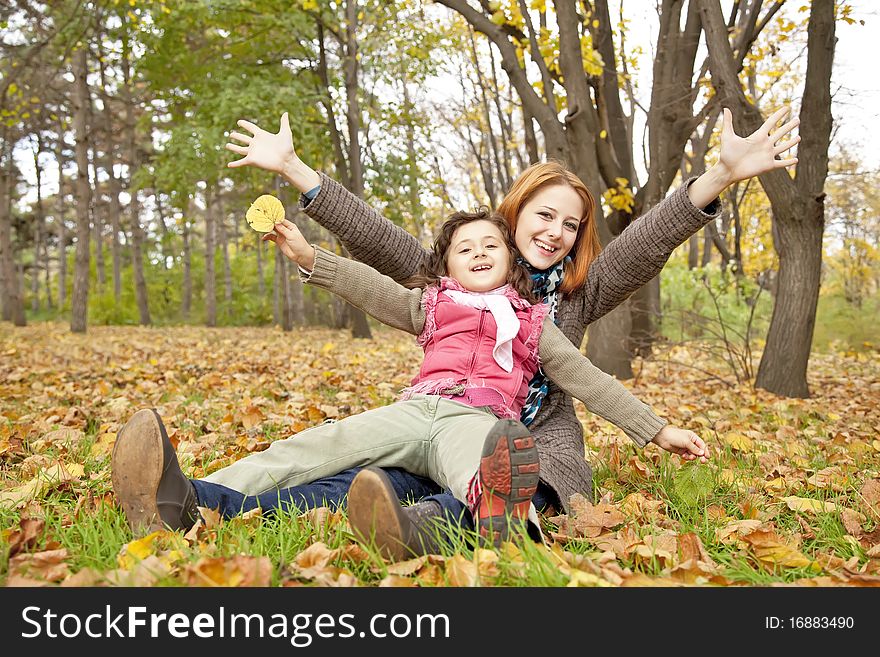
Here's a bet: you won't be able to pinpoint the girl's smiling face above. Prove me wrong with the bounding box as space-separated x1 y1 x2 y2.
514 184 584 270
445 219 511 292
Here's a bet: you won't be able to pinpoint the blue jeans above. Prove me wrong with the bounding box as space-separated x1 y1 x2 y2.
191 469 561 535
192 467 442 518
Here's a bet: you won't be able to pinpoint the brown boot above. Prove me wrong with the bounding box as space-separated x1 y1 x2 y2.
347 467 444 561
111 408 201 533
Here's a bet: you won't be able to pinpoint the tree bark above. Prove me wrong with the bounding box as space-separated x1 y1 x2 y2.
182 199 193 318
256 234 264 296
340 0 372 339
55 125 68 310
0 129 26 326
70 46 92 334
122 34 151 326
89 106 105 290
700 0 835 397
218 194 232 302
687 233 700 269
204 187 216 327
32 136 45 313
98 50 123 301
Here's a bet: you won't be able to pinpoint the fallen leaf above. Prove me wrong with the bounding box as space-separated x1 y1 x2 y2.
743 528 817 571
241 405 264 430
378 575 418 587
723 432 754 452
715 519 763 544
565 493 626 538
386 556 428 576
782 496 839 514
183 555 272 587
5 517 44 557
9 548 70 583
446 554 478 586
678 532 718 570
840 508 866 536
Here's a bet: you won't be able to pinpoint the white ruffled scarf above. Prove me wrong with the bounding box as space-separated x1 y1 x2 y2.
442 282 522 372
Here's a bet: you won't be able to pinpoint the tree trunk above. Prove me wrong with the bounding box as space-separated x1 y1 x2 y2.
0 130 26 326
256 235 264 296
154 188 171 268
273 240 282 326
402 80 423 231
55 123 68 310
522 105 539 165
701 225 713 267
70 46 92 334
122 36 150 326
290 267 304 326
218 194 232 302
128 185 151 325
32 137 45 313
687 233 700 269
754 1 834 397
181 212 192 319
341 0 372 340
755 211 824 396
204 187 216 327
700 0 835 397
108 166 123 302
282 255 293 332
98 39 123 296
90 140 105 290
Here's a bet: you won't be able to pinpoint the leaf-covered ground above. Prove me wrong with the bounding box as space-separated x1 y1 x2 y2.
1 322 878 587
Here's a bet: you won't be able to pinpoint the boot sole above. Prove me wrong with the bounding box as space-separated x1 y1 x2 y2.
348 468 411 561
477 420 539 545
111 409 165 533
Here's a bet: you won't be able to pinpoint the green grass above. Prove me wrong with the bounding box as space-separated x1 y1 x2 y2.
812 292 880 353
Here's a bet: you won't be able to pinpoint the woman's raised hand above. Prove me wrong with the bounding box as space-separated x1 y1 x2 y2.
226 113 321 193
261 219 316 271
688 106 800 208
651 425 710 464
718 106 800 183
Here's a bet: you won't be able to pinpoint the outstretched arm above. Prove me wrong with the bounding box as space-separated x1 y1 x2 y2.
538 319 708 461
580 106 799 326
227 113 428 283
266 220 426 336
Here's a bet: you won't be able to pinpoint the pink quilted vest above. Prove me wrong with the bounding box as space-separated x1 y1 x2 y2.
400 278 548 420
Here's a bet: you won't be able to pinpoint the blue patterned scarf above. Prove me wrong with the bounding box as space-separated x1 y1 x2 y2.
518 256 569 426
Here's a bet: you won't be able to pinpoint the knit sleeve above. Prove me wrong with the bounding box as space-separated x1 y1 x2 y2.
579 178 721 325
537 318 667 447
299 172 431 284
303 246 426 336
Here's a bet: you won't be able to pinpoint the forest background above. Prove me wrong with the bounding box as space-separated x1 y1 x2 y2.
0 0 879 589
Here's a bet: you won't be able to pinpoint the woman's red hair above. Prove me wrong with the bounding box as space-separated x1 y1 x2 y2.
495 161 599 295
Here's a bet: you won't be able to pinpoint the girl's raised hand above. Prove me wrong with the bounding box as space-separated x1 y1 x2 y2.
261 219 316 271
718 106 800 184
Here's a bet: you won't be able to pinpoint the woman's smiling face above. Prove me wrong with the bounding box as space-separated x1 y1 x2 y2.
513 184 584 270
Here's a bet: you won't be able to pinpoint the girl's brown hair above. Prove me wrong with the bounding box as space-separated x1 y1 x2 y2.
495 161 600 295
407 208 539 304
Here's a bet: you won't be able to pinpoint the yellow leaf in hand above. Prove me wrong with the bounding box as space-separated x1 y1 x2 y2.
246 194 284 232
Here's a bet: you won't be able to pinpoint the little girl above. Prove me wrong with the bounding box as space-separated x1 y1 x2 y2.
113 207 708 551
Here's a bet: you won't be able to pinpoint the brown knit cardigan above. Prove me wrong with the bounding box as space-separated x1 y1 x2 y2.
300 173 720 512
